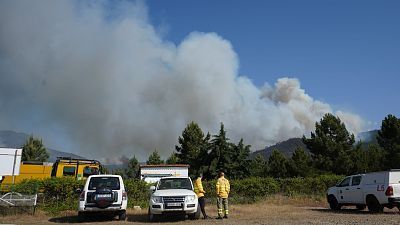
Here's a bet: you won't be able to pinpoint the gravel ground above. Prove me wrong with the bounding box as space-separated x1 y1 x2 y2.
1 198 400 225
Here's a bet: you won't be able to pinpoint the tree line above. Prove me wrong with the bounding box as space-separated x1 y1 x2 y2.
125 113 400 179
20 113 400 179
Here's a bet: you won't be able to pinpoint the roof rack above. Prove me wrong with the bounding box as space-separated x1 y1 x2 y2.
56 157 100 165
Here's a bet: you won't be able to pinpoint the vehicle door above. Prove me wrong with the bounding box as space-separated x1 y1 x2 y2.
347 175 364 203
336 176 352 203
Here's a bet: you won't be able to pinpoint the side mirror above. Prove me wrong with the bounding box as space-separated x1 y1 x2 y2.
76 188 82 194
149 186 156 192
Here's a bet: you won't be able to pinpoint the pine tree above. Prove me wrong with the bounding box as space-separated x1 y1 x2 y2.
268 150 289 178
175 122 210 176
125 156 139 178
377 114 400 169
147 149 164 165
303 113 355 174
22 135 49 162
290 147 312 177
166 152 179 164
208 123 232 178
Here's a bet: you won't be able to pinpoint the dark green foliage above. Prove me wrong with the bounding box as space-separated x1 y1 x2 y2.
227 139 252 179
124 179 150 208
125 156 139 178
21 135 49 162
279 174 343 196
175 122 210 176
268 150 290 178
303 113 355 175
207 123 232 178
290 147 313 177
146 149 164 165
166 152 179 164
377 114 400 169
250 154 267 177
364 144 385 172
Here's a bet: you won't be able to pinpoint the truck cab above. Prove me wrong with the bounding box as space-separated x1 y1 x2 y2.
327 171 400 212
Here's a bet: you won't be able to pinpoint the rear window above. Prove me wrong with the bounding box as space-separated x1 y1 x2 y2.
88 177 120 190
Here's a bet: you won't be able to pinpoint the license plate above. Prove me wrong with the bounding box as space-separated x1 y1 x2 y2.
97 194 111 198
167 202 181 207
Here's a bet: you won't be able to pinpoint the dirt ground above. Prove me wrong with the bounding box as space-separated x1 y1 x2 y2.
1 196 400 225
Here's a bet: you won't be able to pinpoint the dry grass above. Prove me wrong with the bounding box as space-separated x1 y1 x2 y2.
1 195 400 225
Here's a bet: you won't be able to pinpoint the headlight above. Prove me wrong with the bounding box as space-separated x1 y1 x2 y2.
151 196 162 203
185 195 196 202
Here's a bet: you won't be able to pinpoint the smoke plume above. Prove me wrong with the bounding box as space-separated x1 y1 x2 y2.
0 1 364 162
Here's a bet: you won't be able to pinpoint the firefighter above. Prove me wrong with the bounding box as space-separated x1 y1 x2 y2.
216 171 230 219
194 173 210 219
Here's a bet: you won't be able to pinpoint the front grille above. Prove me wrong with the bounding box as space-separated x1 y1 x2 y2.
162 196 185 203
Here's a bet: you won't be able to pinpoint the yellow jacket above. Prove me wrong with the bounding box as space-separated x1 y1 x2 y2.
194 177 206 197
216 177 230 198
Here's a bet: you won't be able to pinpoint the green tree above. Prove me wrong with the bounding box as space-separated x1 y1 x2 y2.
290 147 313 177
125 156 140 178
22 135 49 162
175 122 210 176
229 139 252 179
377 114 400 169
268 150 290 178
302 113 355 175
350 142 368 174
365 144 385 172
250 154 267 177
147 149 164 165
208 123 232 178
166 152 179 164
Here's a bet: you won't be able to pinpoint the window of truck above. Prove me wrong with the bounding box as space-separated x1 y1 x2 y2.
63 166 76 176
89 177 120 190
338 177 351 187
83 166 99 177
158 178 192 190
351 176 362 186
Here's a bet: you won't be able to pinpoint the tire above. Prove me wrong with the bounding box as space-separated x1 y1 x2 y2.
356 205 366 210
118 210 127 221
93 188 114 209
367 196 383 213
328 195 341 211
188 205 201 220
148 208 158 222
78 211 87 221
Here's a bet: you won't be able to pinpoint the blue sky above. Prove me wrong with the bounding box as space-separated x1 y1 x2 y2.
147 0 400 127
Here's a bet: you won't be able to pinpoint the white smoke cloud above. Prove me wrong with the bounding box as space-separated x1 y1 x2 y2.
0 0 364 162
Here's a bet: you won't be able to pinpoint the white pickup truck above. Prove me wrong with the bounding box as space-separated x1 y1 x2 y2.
148 176 200 221
327 171 400 212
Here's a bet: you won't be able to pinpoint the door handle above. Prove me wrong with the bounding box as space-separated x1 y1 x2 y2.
345 188 349 190
357 188 361 189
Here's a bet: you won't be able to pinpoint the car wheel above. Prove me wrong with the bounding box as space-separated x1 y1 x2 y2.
118 210 127 221
148 208 158 222
367 196 383 213
328 195 341 211
78 211 86 221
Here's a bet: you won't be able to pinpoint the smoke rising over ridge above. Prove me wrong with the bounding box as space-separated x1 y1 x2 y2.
0 1 364 162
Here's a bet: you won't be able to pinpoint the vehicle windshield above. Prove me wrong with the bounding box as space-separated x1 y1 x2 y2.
88 177 120 190
158 178 192 190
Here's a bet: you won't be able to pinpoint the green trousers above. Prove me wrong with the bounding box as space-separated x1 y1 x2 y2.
217 197 229 217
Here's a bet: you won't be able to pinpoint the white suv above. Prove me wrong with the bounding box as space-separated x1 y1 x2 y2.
148 176 200 221
77 175 128 220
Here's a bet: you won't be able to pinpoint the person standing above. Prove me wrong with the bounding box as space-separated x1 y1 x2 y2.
216 171 230 219
194 173 210 219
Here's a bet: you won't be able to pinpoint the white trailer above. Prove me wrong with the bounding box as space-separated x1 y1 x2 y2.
140 164 189 183
0 148 22 178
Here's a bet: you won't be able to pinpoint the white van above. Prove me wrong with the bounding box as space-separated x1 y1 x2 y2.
327 170 400 212
77 175 128 220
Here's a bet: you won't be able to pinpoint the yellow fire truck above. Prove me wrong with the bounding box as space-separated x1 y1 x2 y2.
0 157 102 191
